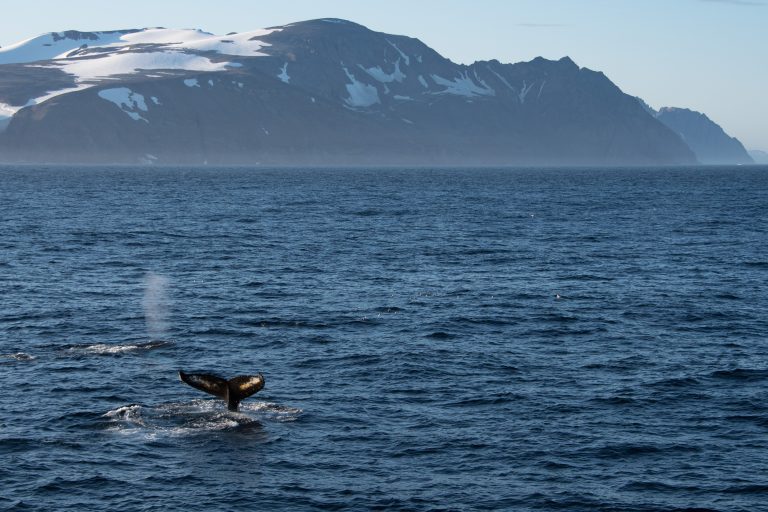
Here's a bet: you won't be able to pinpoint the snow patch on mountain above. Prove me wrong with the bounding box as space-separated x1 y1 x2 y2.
97 87 149 122
278 62 290 83
127 28 276 57
342 67 380 107
44 51 236 82
1 83 91 124
362 60 405 83
487 66 515 91
116 28 215 45
387 40 410 66
518 80 535 103
184 78 200 88
0 31 127 65
0 102 16 118
0 27 278 66
431 72 495 97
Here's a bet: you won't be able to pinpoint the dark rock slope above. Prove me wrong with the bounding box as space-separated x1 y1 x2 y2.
0 19 696 165
654 107 752 165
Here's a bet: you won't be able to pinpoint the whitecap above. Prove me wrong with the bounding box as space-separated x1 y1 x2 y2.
102 399 301 438
241 401 303 422
64 340 171 356
0 352 36 361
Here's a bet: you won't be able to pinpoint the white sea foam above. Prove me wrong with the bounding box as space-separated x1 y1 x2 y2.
0 352 36 361
64 340 170 356
103 399 301 437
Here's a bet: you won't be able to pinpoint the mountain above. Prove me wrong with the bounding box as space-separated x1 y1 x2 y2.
653 107 753 165
748 150 768 164
0 19 696 166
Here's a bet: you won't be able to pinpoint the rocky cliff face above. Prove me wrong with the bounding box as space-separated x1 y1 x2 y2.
0 19 696 165
654 107 753 165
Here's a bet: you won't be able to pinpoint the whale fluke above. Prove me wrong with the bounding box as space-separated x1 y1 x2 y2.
179 370 265 411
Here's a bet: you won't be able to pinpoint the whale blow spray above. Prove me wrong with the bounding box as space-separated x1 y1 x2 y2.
143 272 170 340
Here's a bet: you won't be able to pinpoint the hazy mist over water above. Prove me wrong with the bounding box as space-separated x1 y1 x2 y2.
1 166 767 511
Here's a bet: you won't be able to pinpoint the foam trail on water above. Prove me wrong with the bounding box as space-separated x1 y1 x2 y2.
143 272 170 340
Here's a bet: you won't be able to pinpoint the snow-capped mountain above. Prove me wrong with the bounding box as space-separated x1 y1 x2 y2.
0 19 698 165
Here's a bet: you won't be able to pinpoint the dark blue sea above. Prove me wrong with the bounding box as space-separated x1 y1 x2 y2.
1 166 767 511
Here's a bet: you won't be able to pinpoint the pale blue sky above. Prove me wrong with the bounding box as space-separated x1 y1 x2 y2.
2 0 766 150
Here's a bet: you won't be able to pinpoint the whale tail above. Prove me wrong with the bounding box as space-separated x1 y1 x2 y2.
179 371 265 411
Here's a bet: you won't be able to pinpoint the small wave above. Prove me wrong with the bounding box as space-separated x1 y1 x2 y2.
721 484 768 494
647 376 700 389
294 353 381 368
391 442 453 458
620 481 701 492
591 395 638 406
710 368 768 382
243 318 330 329
351 209 381 217
459 247 512 256
556 274 615 282
0 352 36 361
447 392 523 407
450 316 517 327
373 306 404 314
424 331 453 339
63 340 171 356
190 327 252 337
1 311 59 323
536 460 575 470
590 442 701 459
725 415 768 427
38 475 123 493
304 335 335 344
0 437 39 455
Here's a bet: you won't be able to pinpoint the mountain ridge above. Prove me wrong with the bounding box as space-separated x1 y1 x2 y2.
0 19 704 165
653 106 753 165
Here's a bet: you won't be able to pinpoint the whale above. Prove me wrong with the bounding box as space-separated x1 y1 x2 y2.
179 370 265 412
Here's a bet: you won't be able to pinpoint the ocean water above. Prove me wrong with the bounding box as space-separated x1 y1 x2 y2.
1 166 767 511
